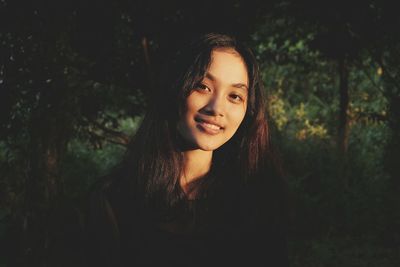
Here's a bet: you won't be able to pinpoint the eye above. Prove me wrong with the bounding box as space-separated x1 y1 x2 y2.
195 83 212 93
229 93 245 103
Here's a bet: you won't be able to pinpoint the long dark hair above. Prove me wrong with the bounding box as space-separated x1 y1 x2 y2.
123 33 280 217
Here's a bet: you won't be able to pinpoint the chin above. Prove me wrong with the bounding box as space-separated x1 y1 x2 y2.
195 140 225 151
198 145 219 151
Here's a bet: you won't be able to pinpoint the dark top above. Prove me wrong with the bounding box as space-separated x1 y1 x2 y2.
84 170 289 267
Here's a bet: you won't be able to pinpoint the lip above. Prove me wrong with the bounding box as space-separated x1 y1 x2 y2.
195 117 224 135
195 117 224 129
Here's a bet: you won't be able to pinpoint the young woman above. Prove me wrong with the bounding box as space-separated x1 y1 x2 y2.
85 33 289 267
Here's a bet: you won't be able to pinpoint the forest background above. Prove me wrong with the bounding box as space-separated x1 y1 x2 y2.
1 0 400 266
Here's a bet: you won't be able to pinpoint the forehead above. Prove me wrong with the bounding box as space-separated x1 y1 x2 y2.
206 49 249 86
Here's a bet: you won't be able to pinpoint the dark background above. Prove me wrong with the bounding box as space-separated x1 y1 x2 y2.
1 0 400 266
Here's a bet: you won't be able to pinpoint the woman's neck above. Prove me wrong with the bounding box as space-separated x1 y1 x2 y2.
180 149 213 194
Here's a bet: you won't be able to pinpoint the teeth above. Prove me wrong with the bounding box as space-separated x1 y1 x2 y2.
202 122 221 130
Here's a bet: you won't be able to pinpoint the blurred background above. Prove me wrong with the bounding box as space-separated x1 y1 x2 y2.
1 0 399 266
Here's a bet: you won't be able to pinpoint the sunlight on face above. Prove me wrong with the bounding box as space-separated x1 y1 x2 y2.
177 48 248 151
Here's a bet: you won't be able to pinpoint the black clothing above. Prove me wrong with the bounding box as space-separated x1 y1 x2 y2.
85 171 289 267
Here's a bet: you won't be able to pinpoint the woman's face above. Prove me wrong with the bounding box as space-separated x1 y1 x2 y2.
177 48 248 151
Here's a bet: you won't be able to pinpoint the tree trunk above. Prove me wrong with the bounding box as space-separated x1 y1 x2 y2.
338 57 350 154
18 105 70 266
141 36 155 94
335 56 351 192
382 50 400 246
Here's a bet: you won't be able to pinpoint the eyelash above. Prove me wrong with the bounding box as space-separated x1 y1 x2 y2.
229 94 244 103
196 83 211 92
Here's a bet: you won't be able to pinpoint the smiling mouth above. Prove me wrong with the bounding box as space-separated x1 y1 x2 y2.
195 117 224 134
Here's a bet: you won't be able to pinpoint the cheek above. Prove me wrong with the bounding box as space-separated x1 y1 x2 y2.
181 95 197 118
184 97 200 117
231 107 247 128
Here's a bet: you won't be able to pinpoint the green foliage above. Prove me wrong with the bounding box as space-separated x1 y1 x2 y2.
60 139 125 198
61 116 142 199
280 123 392 266
252 16 396 266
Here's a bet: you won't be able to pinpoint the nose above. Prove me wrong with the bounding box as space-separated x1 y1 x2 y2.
202 94 225 117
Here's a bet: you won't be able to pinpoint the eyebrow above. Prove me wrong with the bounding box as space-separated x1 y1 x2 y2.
205 72 248 91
